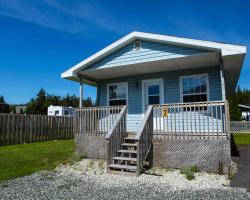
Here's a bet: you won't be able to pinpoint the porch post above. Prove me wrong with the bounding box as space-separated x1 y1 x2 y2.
79 78 83 108
220 58 226 101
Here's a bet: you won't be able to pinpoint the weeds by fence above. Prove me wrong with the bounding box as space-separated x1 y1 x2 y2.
0 114 74 146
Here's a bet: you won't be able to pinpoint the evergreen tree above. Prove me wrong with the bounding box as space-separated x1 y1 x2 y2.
228 93 241 121
0 95 5 103
25 89 95 114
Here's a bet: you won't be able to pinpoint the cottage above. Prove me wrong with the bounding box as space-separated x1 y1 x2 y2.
62 32 246 176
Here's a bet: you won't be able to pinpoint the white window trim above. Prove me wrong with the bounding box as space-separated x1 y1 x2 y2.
107 82 128 106
179 73 210 103
142 78 164 112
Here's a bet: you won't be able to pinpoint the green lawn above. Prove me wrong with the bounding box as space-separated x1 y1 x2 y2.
0 139 74 181
232 133 250 145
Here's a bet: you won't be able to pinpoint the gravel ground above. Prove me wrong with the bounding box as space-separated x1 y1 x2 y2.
0 159 249 200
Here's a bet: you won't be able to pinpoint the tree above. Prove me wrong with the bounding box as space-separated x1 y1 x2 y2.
228 93 241 121
26 89 47 115
25 89 95 114
0 95 5 104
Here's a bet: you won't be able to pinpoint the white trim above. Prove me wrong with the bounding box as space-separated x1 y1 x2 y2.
106 82 128 106
142 78 164 112
179 73 210 103
61 31 246 80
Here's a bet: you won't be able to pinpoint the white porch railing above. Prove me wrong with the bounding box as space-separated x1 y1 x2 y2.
74 106 123 136
153 101 230 138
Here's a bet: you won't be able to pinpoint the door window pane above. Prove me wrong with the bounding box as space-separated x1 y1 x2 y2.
148 85 160 95
148 96 160 105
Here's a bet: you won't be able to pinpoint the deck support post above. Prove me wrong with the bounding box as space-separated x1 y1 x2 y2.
220 58 226 101
79 78 83 108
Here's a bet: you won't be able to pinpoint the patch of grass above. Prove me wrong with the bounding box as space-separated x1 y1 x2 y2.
0 181 9 188
86 160 95 171
232 133 250 145
227 165 236 180
0 139 74 181
57 179 77 190
99 160 105 171
180 166 197 181
40 171 55 181
164 167 174 173
65 152 85 165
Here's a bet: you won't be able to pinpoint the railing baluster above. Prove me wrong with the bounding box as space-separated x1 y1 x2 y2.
151 101 228 140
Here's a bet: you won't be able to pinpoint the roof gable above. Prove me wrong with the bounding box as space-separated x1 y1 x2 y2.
86 40 210 70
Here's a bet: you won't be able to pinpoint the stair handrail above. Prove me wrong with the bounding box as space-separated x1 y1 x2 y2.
105 105 127 168
135 105 154 176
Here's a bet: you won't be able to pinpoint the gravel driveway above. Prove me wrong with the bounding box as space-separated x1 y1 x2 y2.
1 169 250 200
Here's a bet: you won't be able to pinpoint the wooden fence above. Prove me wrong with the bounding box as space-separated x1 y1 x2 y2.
0 114 74 146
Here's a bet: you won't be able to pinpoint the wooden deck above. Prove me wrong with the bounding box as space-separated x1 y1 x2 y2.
74 100 230 176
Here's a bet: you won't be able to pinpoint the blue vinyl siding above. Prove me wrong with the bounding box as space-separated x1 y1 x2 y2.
98 66 222 115
86 41 209 70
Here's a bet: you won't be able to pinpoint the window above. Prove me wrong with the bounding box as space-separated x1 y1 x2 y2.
148 84 160 105
55 110 59 115
181 75 209 103
108 83 127 106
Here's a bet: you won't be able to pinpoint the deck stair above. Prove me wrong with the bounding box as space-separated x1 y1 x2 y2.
106 105 153 176
108 135 139 176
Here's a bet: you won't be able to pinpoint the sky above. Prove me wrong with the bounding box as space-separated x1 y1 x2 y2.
0 0 249 104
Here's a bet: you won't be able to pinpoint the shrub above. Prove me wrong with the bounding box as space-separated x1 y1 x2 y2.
190 165 198 173
186 170 195 180
180 166 196 180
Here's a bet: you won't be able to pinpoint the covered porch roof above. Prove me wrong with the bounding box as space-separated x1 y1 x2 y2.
61 31 246 94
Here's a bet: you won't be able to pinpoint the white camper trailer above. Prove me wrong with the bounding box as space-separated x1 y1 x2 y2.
47 105 74 116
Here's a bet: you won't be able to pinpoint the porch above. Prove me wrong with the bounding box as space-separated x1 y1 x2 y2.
74 100 230 176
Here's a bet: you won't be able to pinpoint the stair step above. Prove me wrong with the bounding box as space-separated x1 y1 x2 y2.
121 143 137 147
109 164 137 171
124 137 137 140
118 149 137 154
113 157 137 162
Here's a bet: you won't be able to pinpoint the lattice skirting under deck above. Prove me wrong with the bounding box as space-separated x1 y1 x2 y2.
153 137 231 173
75 134 231 173
75 134 108 159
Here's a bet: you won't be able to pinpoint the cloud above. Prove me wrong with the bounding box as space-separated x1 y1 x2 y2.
0 0 123 34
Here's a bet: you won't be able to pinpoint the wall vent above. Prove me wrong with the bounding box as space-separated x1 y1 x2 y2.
134 41 141 51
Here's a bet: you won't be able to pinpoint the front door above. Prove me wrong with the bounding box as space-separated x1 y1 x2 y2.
143 79 164 111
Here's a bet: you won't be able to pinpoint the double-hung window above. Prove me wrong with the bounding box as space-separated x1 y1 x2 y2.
108 82 127 106
180 74 209 103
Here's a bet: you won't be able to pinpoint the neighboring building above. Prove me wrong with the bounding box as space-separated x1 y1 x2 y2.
15 105 27 114
0 103 9 113
62 31 246 176
239 104 250 121
47 105 74 116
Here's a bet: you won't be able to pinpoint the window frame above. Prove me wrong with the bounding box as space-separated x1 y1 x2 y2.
179 74 210 103
107 82 128 106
